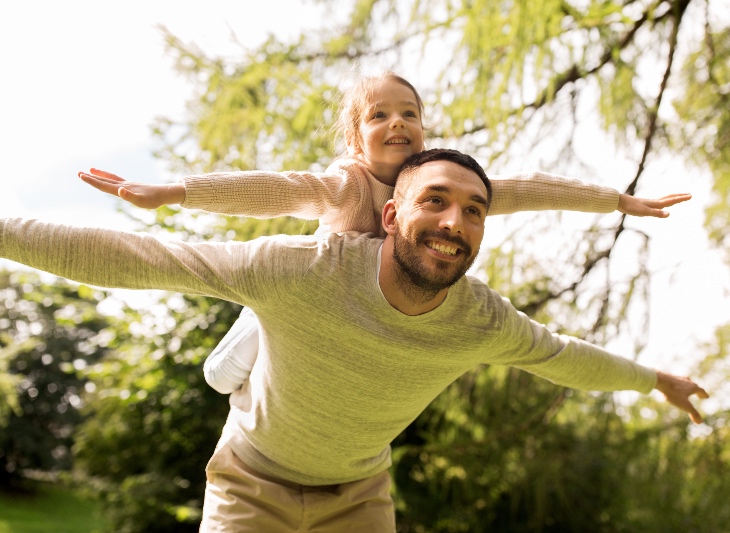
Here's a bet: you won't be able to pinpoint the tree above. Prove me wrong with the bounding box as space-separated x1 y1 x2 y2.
0 270 111 490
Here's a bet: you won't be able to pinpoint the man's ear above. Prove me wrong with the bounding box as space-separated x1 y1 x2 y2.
382 199 398 236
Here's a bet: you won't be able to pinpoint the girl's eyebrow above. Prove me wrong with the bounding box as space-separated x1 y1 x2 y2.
371 100 419 108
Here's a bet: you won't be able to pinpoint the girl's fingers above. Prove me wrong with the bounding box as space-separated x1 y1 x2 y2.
78 173 124 195
650 194 692 208
79 173 123 185
88 168 125 182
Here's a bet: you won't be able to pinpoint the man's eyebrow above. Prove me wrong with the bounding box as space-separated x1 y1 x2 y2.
425 184 488 207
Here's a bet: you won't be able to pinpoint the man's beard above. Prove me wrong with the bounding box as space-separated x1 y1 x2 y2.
392 226 477 297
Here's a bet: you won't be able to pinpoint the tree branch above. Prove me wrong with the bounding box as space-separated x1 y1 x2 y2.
520 1 690 322
622 0 688 198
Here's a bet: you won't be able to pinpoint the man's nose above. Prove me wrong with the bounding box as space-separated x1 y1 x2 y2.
439 205 464 234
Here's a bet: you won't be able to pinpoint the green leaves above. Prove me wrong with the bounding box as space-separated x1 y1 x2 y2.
153 27 338 175
672 26 730 260
0 271 112 489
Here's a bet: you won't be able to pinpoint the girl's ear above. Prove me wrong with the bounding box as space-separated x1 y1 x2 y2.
382 199 398 236
345 130 360 154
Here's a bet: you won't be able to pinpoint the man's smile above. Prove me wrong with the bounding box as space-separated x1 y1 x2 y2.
425 240 459 256
418 231 471 260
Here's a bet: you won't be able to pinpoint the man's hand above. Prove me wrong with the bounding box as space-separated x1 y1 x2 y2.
618 193 691 218
654 370 709 424
78 168 185 209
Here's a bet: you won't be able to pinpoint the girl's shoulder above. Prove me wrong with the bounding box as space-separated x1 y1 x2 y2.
325 156 366 176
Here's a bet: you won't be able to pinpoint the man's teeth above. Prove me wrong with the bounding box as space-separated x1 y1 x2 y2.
429 242 457 255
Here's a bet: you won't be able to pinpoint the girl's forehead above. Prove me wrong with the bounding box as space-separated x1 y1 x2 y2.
367 79 418 104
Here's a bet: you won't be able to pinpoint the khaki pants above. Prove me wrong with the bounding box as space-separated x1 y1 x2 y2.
200 442 397 532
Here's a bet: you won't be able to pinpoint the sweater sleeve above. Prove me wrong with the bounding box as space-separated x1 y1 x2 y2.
180 169 367 221
0 218 313 307
488 171 619 216
489 294 656 393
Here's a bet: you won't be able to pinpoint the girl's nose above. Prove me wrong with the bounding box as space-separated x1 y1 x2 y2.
390 116 406 129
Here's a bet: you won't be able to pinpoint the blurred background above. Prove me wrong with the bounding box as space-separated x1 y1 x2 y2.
1 1 728 531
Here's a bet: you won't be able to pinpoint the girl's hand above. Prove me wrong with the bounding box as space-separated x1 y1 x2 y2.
78 168 185 209
617 193 691 218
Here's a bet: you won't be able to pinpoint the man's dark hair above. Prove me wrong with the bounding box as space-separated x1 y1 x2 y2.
395 149 492 213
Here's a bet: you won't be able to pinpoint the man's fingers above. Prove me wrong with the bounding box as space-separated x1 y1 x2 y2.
695 386 710 400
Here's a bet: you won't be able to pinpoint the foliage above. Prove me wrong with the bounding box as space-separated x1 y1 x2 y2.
393 370 730 532
72 291 235 533
673 22 730 261
152 28 338 174
0 271 111 490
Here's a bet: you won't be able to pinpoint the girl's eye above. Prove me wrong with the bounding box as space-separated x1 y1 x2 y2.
372 111 386 119
404 110 417 118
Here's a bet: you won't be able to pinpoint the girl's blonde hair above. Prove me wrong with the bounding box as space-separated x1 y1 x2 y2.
333 71 426 155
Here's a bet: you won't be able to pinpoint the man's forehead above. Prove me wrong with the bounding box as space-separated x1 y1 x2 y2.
408 160 487 196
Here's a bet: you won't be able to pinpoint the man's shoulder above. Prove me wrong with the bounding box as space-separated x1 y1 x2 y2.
462 273 495 297
318 231 384 263
457 273 513 314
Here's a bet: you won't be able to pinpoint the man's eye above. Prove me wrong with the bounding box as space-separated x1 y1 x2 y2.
466 207 482 216
427 197 443 205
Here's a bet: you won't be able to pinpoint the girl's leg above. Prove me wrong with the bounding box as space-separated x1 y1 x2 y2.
204 307 260 394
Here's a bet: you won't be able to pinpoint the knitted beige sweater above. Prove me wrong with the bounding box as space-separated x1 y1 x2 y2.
181 158 619 236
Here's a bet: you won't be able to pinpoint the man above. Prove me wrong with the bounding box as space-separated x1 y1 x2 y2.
0 149 707 532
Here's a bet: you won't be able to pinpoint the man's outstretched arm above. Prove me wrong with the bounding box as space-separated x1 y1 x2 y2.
494 298 709 424
0 218 251 303
654 370 710 424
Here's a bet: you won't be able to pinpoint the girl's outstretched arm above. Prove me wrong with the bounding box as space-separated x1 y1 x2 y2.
79 168 185 209
488 171 692 218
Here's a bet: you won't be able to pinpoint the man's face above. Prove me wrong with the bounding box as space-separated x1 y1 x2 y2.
390 160 487 292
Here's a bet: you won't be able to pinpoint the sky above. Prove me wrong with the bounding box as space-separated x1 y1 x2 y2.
1 1 728 408
0 1 326 226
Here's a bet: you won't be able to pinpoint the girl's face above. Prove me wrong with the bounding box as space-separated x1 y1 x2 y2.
350 79 425 184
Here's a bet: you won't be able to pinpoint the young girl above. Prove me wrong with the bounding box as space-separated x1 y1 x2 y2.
79 71 689 395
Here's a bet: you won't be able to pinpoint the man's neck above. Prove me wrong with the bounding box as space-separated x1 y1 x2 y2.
378 240 449 316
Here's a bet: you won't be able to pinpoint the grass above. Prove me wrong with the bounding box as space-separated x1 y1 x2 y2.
0 481 108 533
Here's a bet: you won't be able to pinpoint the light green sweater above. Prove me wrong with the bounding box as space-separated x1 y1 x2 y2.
0 219 656 485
